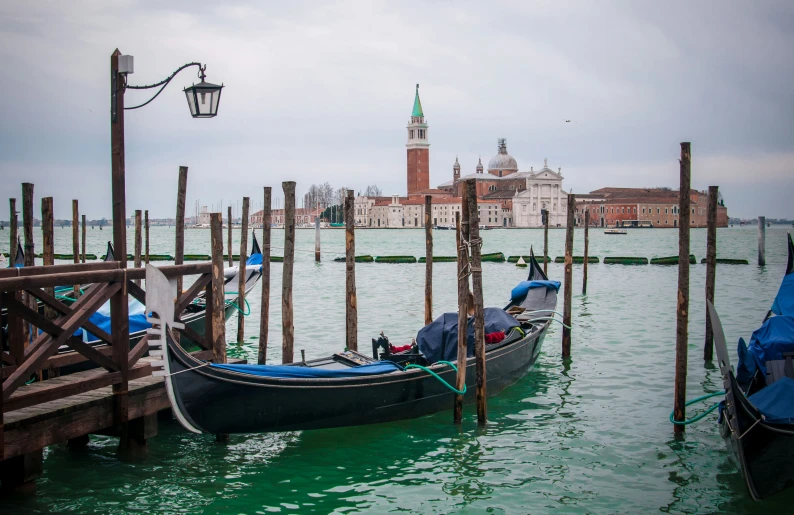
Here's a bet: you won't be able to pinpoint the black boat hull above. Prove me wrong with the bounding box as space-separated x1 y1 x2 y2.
165 322 549 434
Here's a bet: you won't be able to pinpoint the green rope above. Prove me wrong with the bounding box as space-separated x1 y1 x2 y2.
527 317 572 329
225 297 251 316
405 360 466 395
669 391 725 425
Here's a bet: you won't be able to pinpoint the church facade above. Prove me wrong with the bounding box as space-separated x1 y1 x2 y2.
512 159 569 227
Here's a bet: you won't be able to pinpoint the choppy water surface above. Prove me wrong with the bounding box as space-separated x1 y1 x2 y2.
2 225 794 514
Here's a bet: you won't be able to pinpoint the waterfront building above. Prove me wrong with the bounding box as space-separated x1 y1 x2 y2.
249 207 318 226
512 159 569 227
366 195 505 228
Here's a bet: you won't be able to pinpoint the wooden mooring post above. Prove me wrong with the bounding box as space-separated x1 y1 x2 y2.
562 194 575 359
465 180 487 425
22 183 34 267
543 208 549 275
453 210 469 424
134 210 142 285
315 203 321 262
237 197 249 345
673 142 692 433
81 215 86 263
583 209 589 295
71 200 79 265
704 186 718 361
258 187 272 365
144 210 150 265
758 216 766 266
425 195 433 326
175 166 188 295
227 206 233 267
9 198 17 266
41 197 56 329
345 190 358 352
282 181 296 363
209 212 227 364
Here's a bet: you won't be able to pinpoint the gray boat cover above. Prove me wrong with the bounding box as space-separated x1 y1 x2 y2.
416 307 520 364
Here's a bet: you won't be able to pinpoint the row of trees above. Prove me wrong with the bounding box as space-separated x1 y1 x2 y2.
301 183 382 211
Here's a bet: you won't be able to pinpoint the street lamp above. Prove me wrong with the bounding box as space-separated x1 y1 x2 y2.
183 67 224 118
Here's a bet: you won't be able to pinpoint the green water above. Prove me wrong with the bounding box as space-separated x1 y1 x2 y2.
2 225 794 514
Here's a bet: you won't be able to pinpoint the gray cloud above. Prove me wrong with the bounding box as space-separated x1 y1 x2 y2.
1 0 792 219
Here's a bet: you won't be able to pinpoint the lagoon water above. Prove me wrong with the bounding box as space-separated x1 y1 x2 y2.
2 225 793 514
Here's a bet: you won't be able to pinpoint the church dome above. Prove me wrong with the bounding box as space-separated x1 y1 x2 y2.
487 138 518 173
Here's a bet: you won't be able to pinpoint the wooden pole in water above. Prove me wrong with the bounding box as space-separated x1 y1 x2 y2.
209 212 226 364
144 210 149 265
258 187 272 365
9 198 17 266
315 202 321 262
453 210 469 423
237 197 249 345
425 195 433 326
110 49 130 442
345 190 358 352
704 186 718 361
41 197 54 267
72 200 80 297
282 181 296 363
465 180 487 425
227 206 233 267
562 194 575 359
543 208 549 275
175 166 188 296
758 216 766 266
22 183 34 267
134 210 142 285
81 215 86 263
583 208 589 295
673 142 692 433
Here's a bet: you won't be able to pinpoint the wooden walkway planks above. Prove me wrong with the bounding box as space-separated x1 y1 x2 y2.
3 356 244 461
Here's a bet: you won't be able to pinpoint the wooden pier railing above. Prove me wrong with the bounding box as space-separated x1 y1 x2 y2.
0 261 223 462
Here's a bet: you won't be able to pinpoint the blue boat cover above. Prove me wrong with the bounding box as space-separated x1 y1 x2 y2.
510 280 561 301
211 361 402 378
416 307 521 364
736 337 757 384
75 298 151 342
747 376 794 424
771 274 794 317
740 315 794 377
246 252 263 266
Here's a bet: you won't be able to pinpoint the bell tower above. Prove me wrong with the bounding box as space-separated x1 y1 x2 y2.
406 84 430 196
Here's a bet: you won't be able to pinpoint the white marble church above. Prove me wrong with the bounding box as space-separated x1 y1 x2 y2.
512 159 569 227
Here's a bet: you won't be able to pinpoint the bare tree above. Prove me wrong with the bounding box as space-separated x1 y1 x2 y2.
364 185 382 197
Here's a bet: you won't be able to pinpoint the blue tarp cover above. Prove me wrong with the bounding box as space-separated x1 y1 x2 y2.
510 280 561 301
75 298 151 342
736 337 757 384
416 307 521 364
742 315 794 377
211 361 402 378
748 376 794 424
246 253 263 266
771 274 794 317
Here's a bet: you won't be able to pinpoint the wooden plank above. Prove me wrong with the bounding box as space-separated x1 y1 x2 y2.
174 273 210 315
178 324 211 351
127 335 150 368
127 279 146 305
25 286 114 346
282 181 296 363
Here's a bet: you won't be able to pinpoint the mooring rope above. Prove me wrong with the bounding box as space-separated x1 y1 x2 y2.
405 360 466 395
668 391 725 425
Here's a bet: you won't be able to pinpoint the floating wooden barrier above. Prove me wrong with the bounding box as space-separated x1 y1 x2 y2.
183 254 211 261
650 254 696 265
418 256 457 263
481 252 505 262
334 255 374 263
700 258 749 265
508 255 551 263
554 256 599 264
375 255 417 263
603 256 649 265
53 253 99 260
124 253 173 261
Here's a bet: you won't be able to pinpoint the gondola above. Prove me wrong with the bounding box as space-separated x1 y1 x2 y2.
707 233 794 500
147 248 560 434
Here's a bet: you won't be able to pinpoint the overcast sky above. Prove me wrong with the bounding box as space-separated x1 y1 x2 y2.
1 1 792 219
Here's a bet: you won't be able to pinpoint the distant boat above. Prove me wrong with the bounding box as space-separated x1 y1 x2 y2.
604 229 627 235
433 225 454 230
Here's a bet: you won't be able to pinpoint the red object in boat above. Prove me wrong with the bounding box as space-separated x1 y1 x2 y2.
389 343 413 353
485 331 505 344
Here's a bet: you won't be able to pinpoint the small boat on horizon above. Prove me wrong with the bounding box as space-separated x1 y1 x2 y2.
604 229 627 235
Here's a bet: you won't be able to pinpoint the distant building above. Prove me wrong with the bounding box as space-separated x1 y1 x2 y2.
574 188 728 228
513 159 569 227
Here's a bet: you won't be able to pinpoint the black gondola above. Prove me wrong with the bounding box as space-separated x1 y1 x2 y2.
708 233 794 500
147 248 560 434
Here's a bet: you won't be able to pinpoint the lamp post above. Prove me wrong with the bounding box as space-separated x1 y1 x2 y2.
109 49 222 446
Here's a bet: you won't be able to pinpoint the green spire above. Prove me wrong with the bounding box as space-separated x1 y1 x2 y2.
412 83 424 118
